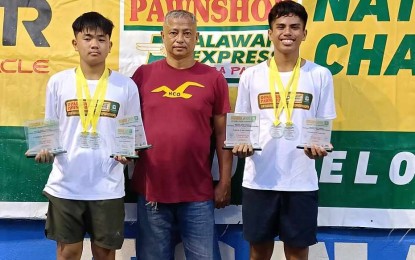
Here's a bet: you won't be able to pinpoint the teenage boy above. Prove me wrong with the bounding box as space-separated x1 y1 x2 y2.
28 12 141 260
232 2 336 259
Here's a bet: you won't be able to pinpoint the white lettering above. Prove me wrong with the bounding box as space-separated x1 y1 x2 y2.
319 151 347 183
335 242 367 260
355 152 378 184
389 152 415 185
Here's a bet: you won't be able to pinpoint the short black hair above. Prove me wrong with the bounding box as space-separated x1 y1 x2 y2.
268 1 308 29
72 12 114 38
164 10 197 26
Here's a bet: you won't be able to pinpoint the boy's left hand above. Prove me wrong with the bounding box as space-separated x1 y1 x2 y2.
232 144 254 158
304 144 333 159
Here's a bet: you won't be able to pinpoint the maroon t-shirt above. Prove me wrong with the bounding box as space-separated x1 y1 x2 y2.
131 59 230 203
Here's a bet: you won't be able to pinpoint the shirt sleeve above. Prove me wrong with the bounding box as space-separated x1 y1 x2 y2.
316 68 336 120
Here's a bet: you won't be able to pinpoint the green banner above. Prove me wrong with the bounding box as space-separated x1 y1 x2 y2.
3 126 415 210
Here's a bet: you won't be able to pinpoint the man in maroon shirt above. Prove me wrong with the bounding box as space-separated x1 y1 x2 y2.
131 9 233 260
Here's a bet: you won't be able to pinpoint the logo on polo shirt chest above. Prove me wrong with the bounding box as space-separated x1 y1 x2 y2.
151 81 205 99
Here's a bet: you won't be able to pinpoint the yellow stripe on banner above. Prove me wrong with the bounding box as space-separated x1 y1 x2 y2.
3 0 415 133
229 86 238 112
0 0 120 126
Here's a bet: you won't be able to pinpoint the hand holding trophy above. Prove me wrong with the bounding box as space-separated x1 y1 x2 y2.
25 119 66 161
297 118 333 157
111 115 152 159
223 113 262 151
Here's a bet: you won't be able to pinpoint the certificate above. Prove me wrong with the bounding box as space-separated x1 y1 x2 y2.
118 115 152 150
25 119 66 157
224 113 261 150
111 127 139 158
297 118 333 150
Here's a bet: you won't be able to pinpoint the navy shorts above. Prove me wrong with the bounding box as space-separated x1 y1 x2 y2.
242 187 318 247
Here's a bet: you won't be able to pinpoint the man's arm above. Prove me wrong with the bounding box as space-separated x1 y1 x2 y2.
213 113 232 208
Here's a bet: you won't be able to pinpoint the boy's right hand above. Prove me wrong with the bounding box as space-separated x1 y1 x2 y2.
25 149 54 163
232 144 254 158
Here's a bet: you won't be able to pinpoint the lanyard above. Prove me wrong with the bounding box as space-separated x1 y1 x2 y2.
75 67 109 133
268 57 301 126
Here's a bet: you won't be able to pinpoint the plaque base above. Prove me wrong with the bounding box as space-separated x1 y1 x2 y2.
222 145 262 151
25 150 67 158
110 154 140 159
135 144 152 151
296 145 332 152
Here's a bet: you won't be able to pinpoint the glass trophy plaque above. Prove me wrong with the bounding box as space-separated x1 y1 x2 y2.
25 119 66 157
111 127 139 159
117 115 152 150
297 118 333 151
224 113 261 151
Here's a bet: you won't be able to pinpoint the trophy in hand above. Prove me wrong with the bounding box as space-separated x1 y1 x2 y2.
111 115 152 159
25 119 66 158
111 126 139 159
297 118 333 152
223 113 262 151
117 115 152 150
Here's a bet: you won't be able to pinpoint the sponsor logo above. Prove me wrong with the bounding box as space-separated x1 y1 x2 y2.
258 92 312 110
65 100 120 118
129 0 283 25
151 81 205 99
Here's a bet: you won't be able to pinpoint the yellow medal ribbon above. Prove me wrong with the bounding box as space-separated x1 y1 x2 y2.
268 56 301 126
75 67 110 134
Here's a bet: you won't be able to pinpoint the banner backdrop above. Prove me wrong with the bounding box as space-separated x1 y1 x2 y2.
2 0 415 228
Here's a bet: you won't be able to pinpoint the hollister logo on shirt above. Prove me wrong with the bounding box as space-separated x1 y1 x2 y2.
151 81 205 99
65 99 120 118
258 92 313 110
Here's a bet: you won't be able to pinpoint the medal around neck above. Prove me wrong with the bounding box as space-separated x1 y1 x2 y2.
223 113 262 151
269 123 285 139
77 132 101 149
78 132 89 148
268 57 301 141
87 132 101 149
296 118 333 152
75 66 109 149
283 123 299 140
25 119 67 158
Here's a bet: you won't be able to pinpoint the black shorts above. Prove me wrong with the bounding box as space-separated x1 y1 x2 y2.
242 187 318 247
44 192 125 250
